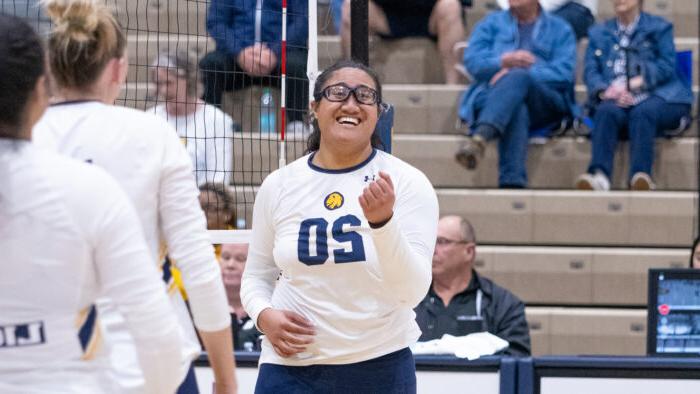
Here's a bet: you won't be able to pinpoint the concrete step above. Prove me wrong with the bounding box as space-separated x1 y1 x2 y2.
394 135 698 190
114 83 700 191
105 0 698 38
526 307 647 356
125 33 214 85
478 246 689 307
437 189 696 247
119 81 699 134
108 0 208 35
124 32 699 86
469 0 697 37
225 182 696 247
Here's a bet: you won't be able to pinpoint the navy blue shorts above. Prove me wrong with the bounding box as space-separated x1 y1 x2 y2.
176 363 199 394
254 348 417 394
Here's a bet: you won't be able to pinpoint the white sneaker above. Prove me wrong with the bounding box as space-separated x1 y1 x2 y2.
575 171 610 191
630 172 656 191
285 120 312 138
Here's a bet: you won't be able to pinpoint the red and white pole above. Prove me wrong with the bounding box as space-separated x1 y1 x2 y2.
279 0 288 167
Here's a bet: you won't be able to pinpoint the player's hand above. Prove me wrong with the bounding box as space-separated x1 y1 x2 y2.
257 308 315 358
359 171 395 225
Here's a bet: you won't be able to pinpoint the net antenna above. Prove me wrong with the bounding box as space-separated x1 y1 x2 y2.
307 0 319 115
280 0 318 168
279 0 289 167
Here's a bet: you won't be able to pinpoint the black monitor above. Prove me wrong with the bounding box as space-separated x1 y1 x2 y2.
647 269 700 357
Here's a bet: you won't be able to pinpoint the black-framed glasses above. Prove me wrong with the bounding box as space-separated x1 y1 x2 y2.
318 83 380 105
436 237 470 246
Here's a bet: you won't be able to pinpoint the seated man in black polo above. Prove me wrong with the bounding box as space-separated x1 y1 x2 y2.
415 215 531 356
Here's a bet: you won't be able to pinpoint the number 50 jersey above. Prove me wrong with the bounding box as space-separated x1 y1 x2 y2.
242 149 439 366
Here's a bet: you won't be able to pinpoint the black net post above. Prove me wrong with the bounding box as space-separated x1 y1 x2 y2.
350 0 369 66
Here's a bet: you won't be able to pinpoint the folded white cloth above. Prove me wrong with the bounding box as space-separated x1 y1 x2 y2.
411 332 509 360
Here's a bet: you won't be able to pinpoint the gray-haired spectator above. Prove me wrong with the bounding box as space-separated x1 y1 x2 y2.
150 50 236 187
498 0 597 40
574 0 693 191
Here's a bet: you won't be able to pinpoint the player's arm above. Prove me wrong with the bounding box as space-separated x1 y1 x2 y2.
86 168 183 394
240 171 315 357
156 125 237 392
359 170 439 307
240 171 282 324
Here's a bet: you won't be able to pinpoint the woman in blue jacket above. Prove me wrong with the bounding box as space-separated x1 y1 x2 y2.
456 0 577 188
575 0 693 191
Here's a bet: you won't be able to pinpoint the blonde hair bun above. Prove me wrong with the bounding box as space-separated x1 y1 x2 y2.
43 0 102 42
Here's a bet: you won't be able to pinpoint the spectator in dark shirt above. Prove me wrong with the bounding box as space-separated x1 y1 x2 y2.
340 0 465 84
220 243 262 351
201 0 309 135
690 237 700 269
415 215 531 356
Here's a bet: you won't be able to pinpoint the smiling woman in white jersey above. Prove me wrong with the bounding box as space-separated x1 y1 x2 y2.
241 60 439 393
31 1 237 393
0 14 182 394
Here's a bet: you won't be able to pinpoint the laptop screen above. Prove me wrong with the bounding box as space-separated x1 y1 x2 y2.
647 269 700 357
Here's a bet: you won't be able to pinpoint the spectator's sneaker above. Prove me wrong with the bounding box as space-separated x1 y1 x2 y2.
285 120 312 138
575 171 610 191
630 172 656 191
455 135 486 170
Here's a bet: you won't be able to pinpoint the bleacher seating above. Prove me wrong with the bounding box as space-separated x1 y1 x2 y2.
526 307 647 356
478 246 689 305
113 0 700 358
107 0 207 35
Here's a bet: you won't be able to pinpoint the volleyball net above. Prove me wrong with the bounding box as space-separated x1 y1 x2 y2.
2 0 341 241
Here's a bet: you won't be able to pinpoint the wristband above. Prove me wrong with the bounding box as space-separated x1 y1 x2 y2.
369 214 393 229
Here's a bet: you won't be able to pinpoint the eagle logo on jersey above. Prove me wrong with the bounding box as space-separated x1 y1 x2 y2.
324 192 344 210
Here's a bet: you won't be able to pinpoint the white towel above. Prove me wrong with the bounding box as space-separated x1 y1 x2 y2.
411 332 509 360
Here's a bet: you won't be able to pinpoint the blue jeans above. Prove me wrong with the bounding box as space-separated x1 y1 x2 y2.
472 69 569 187
587 96 691 181
254 348 416 394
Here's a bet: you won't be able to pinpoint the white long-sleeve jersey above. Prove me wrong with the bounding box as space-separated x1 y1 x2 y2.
0 139 182 394
241 149 439 366
33 102 230 388
151 103 234 187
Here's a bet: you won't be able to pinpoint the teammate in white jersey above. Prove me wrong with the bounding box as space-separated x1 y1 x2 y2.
0 14 182 394
31 1 237 393
150 49 235 187
241 60 439 392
